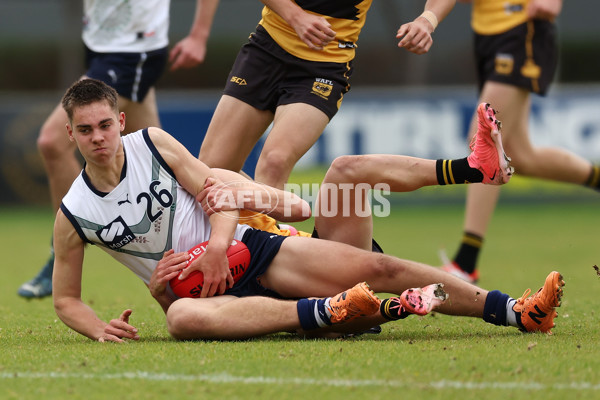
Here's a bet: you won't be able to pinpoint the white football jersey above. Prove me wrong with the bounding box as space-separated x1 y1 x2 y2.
61 129 250 284
82 0 170 53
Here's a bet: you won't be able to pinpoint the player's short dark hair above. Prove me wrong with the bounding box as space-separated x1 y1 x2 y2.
61 78 119 121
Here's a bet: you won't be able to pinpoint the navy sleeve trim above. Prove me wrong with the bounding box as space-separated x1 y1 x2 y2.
142 128 176 179
60 203 93 245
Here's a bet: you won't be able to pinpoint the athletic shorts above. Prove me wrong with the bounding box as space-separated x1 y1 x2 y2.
224 228 287 298
475 20 557 96
84 46 168 103
223 25 353 120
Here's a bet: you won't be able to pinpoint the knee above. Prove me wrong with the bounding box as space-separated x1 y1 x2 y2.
255 150 296 185
37 123 70 161
325 155 367 184
166 298 200 340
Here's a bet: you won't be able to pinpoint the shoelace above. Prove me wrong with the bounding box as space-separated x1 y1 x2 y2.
516 288 532 305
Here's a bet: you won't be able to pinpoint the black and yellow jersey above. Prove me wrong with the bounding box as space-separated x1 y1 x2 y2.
472 0 529 35
239 209 312 237
259 0 373 63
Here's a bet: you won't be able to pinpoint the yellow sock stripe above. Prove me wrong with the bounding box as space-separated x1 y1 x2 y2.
446 159 456 184
589 166 600 187
383 299 391 318
462 235 483 248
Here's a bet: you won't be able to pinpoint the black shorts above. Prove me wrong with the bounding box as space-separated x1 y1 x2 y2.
475 20 558 96
224 228 287 298
85 46 168 103
223 25 353 120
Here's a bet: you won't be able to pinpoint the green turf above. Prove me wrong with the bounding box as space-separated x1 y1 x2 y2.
1 192 600 399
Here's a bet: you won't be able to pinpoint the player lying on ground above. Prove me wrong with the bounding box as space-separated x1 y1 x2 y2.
52 79 564 342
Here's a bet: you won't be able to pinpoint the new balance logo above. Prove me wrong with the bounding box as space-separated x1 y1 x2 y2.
96 216 136 250
528 305 548 324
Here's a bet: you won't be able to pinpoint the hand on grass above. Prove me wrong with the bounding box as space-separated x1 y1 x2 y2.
98 309 140 343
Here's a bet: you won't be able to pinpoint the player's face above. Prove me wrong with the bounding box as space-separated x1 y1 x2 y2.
67 101 125 165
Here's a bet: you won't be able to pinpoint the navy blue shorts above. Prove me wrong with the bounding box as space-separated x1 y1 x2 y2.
224 228 287 298
85 46 168 102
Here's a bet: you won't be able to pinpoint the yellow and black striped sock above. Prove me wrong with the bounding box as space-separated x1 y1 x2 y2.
380 298 410 321
584 165 600 190
454 231 484 274
436 158 484 185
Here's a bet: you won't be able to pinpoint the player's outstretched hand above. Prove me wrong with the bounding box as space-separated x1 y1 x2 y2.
396 18 434 55
98 309 140 343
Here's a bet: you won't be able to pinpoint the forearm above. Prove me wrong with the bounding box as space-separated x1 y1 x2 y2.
421 0 456 26
237 182 310 222
208 210 239 250
188 0 220 41
261 0 305 25
54 297 108 341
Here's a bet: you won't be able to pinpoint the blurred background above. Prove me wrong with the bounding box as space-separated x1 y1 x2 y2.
1 0 599 205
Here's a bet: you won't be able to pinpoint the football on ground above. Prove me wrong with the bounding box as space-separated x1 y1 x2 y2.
169 240 251 298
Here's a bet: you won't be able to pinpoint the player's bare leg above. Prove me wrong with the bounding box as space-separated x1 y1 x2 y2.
254 103 329 189
449 82 595 281
199 95 273 172
314 154 438 250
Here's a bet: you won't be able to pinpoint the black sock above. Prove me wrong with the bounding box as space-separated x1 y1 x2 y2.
453 232 483 274
436 158 484 185
584 165 600 190
380 298 411 320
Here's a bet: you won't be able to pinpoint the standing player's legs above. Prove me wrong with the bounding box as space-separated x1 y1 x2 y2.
447 81 596 281
198 95 274 172
118 87 161 133
253 103 329 189
19 104 82 299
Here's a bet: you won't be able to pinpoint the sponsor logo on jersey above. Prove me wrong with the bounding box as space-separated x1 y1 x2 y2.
311 78 333 99
230 76 247 85
96 216 136 250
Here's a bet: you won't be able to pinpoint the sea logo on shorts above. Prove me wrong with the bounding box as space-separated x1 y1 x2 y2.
311 78 333 99
230 76 247 85
96 216 136 250
494 53 514 75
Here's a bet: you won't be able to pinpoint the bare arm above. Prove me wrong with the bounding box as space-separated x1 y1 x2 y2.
147 127 238 297
169 0 220 71
201 168 311 222
261 0 336 50
53 210 140 342
396 0 456 54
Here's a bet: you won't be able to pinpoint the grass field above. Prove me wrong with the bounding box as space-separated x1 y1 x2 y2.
1 177 600 399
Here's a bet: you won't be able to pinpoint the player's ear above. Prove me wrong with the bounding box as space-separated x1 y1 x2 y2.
119 112 126 132
66 123 75 142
